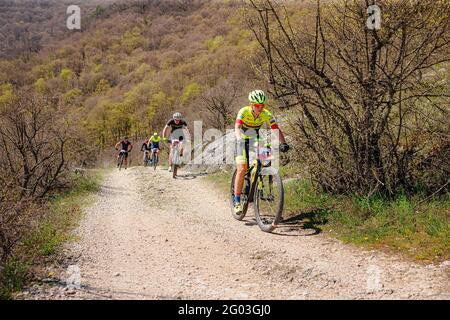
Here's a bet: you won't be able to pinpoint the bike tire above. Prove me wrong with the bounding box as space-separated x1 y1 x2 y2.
119 154 124 171
230 169 248 221
254 170 284 233
143 154 148 167
153 153 158 170
172 148 179 178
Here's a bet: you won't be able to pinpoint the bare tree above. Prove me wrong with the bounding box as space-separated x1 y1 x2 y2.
0 89 70 198
199 79 240 131
247 0 450 195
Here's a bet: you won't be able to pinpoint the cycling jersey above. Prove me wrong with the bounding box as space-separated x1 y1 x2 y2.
235 106 278 135
141 142 151 151
166 119 187 133
120 141 132 152
166 119 188 140
235 106 278 163
150 136 161 143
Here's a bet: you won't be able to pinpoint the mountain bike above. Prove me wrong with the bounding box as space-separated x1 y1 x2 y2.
230 144 284 233
170 139 181 178
151 148 159 170
117 150 128 171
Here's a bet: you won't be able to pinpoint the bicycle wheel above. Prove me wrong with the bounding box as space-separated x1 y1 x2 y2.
254 167 284 233
172 148 179 178
119 155 124 170
153 153 158 170
229 169 250 220
143 153 148 167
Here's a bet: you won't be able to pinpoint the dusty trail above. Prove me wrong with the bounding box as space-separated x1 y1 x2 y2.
26 167 449 299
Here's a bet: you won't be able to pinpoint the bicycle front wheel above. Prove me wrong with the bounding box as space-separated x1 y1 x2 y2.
172 148 179 178
153 153 158 170
254 167 284 233
119 155 124 170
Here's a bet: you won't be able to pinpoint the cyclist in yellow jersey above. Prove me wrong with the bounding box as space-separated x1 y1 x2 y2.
233 90 290 214
149 132 161 161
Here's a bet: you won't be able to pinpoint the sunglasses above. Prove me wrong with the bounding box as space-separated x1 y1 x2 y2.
253 103 265 108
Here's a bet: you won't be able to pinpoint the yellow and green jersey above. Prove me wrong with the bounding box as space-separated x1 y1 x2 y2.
149 135 161 143
235 106 279 130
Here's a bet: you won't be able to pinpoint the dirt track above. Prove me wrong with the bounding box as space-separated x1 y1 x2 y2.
22 166 450 300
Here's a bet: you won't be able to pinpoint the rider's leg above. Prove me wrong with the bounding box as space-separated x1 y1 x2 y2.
234 162 247 203
179 141 184 158
124 154 128 169
234 139 249 209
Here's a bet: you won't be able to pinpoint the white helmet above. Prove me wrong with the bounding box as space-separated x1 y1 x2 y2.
173 112 183 120
248 90 267 104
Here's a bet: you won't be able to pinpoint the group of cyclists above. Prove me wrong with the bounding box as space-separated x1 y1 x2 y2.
114 89 290 215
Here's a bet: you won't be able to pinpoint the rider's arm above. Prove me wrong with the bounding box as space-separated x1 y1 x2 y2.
235 122 243 141
128 143 133 152
266 111 287 145
277 128 287 145
115 141 120 150
162 125 169 140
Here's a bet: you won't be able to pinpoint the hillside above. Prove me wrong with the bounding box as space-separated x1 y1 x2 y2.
1 0 262 155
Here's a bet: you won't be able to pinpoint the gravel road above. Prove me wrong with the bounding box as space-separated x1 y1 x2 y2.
17 166 450 300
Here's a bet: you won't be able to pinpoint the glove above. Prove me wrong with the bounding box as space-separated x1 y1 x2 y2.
280 143 290 153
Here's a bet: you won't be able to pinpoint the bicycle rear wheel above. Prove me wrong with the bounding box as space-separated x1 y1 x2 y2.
254 167 284 233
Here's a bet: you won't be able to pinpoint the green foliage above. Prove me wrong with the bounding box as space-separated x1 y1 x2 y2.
94 79 111 94
206 35 224 52
181 82 201 104
0 258 29 299
121 27 145 54
0 172 102 299
0 83 14 106
34 78 46 93
282 180 450 262
63 88 83 105
60 68 74 82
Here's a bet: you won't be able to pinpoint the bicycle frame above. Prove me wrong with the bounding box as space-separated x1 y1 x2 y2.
241 145 274 212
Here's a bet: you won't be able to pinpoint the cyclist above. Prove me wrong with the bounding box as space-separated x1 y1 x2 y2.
233 90 290 214
140 137 152 165
162 112 190 172
149 132 161 162
115 136 133 169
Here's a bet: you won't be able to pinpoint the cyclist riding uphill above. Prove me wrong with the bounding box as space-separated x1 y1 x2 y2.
115 136 133 169
149 132 162 160
140 137 152 163
162 112 191 172
233 90 290 214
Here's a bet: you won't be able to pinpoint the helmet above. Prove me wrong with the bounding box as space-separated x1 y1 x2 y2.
153 132 158 136
248 90 267 104
173 112 182 120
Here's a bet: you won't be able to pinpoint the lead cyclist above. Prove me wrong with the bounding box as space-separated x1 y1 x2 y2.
233 90 290 214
